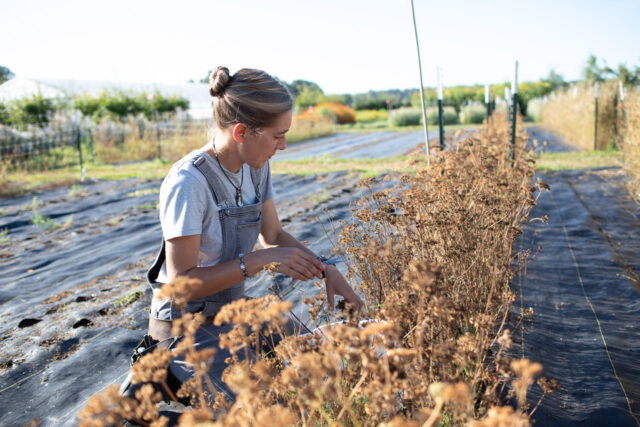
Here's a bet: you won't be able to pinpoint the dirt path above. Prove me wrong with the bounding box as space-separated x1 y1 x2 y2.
514 129 640 425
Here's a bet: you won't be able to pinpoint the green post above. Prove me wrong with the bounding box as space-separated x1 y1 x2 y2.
509 61 519 162
485 84 491 122
74 111 85 182
620 81 626 130
437 66 445 150
594 82 599 151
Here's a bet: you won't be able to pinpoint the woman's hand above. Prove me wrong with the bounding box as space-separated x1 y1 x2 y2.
258 247 325 281
324 265 363 313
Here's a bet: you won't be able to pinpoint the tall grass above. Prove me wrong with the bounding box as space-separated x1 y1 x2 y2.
621 89 640 198
79 117 553 426
287 113 336 144
540 81 620 150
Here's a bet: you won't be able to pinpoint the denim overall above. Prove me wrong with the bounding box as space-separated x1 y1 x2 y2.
144 154 268 399
146 154 264 321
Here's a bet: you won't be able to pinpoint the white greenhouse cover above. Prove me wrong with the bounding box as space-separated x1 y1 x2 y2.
0 77 65 102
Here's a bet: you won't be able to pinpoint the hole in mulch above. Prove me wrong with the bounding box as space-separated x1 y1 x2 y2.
75 295 93 303
18 318 42 328
97 307 112 316
73 318 93 328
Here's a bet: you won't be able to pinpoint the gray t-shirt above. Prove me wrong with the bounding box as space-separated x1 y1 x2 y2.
155 148 274 284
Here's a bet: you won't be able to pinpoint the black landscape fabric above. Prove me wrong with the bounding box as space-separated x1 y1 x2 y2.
514 167 640 426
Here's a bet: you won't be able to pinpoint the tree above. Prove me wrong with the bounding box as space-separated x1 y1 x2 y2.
583 55 607 82
0 65 15 84
582 55 640 86
199 70 212 84
606 63 640 87
289 80 325 108
542 69 566 89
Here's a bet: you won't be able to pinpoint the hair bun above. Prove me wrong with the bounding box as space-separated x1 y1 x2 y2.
209 66 231 97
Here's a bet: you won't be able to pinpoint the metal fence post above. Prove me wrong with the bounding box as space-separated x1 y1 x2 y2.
504 87 511 123
485 84 491 123
74 111 85 182
437 66 445 150
619 81 626 131
594 82 599 151
509 61 519 162
410 0 430 161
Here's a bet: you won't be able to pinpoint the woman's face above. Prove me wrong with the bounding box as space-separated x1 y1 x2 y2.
239 110 292 168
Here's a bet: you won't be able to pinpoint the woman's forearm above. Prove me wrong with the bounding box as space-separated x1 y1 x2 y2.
180 249 272 300
264 229 319 258
180 243 323 300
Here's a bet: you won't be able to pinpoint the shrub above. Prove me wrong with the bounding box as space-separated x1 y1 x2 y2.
389 108 422 126
0 103 9 125
460 104 486 124
426 106 458 125
8 94 56 128
310 102 355 124
73 90 190 122
355 109 388 123
74 93 103 118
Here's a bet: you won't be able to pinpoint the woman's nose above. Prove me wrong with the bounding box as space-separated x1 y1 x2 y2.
278 137 287 150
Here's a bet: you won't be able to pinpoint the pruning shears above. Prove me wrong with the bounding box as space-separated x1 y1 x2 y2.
318 256 344 266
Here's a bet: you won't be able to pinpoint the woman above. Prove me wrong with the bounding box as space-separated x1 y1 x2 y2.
121 66 362 403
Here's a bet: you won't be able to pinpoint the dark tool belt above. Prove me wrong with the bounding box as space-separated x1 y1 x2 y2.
130 333 180 366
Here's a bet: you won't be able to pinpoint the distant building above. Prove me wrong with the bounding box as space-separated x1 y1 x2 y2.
0 78 213 120
0 77 65 102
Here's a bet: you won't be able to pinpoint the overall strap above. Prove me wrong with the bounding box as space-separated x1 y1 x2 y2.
249 165 263 202
192 155 234 206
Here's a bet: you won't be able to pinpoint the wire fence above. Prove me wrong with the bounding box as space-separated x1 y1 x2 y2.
0 114 209 172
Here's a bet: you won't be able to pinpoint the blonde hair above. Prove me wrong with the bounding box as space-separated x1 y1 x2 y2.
209 66 293 133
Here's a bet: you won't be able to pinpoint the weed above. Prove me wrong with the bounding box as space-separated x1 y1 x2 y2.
114 291 143 307
310 189 329 203
0 228 10 246
30 205 61 231
68 184 87 197
107 216 124 227
127 188 159 198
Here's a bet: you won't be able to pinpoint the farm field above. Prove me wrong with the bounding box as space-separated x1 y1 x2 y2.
0 127 638 425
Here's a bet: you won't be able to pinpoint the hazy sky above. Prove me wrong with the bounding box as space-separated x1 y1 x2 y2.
1 0 638 94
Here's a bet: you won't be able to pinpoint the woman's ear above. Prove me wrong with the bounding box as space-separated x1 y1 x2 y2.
232 123 247 143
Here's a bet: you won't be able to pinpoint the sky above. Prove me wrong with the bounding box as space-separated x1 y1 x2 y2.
1 0 638 94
